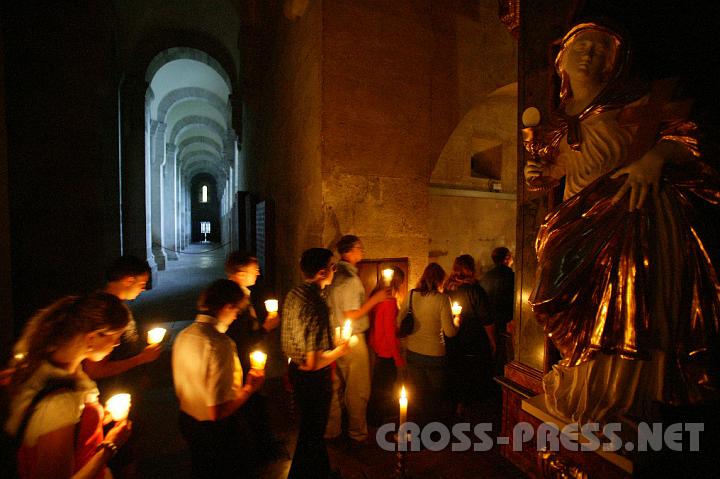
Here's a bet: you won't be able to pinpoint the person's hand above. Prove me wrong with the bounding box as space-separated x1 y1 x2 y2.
334 340 351 358
262 311 280 332
102 408 113 426
524 159 544 181
610 149 665 211
135 343 162 365
105 419 132 448
245 368 266 392
371 288 392 304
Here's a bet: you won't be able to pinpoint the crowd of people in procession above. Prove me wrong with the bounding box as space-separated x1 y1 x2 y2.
1 235 514 479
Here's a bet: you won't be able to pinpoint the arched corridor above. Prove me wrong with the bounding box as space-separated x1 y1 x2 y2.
142 46 239 272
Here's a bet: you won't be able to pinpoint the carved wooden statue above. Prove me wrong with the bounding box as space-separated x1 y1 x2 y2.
523 22 720 424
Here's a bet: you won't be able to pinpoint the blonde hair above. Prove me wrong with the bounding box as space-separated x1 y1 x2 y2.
10 292 130 388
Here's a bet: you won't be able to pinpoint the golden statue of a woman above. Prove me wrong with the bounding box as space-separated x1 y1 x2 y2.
524 23 720 424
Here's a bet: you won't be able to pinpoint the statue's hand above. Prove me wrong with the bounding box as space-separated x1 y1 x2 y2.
610 149 665 211
524 159 544 181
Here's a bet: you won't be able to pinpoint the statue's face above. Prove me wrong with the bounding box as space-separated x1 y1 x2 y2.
563 30 614 84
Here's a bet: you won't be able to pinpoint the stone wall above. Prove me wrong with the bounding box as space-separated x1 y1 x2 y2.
243 0 324 293
3 2 121 324
320 0 436 288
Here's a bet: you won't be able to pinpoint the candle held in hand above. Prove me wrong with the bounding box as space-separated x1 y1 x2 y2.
342 319 352 341
382 268 394 286
249 350 268 370
106 393 131 422
264 299 279 313
147 327 167 345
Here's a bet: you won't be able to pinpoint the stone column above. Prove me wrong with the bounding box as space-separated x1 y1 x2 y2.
163 143 179 260
149 120 167 270
120 76 157 281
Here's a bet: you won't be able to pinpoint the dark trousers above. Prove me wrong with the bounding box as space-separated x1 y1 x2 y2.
288 363 333 479
368 356 398 426
406 350 449 425
178 410 257 479
241 391 279 457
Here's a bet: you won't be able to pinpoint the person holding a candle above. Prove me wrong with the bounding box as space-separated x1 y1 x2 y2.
224 251 287 464
281 248 351 479
367 266 406 426
172 279 265 478
83 255 162 478
444 254 494 418
83 256 162 381
4 292 133 479
324 235 390 445
397 263 457 425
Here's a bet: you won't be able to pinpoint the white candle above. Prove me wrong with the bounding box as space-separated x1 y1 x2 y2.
451 301 462 317
147 327 166 345
382 268 394 286
106 393 131 422
342 319 352 341
264 299 279 313
399 385 408 427
249 350 268 370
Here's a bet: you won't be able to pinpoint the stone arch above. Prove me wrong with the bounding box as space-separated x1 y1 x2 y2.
180 150 228 174
146 47 233 94
177 136 223 158
157 87 229 124
169 115 226 145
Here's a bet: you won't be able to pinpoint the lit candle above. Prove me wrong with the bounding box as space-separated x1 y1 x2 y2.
451 301 462 317
382 268 394 286
264 299 279 313
106 393 131 422
249 350 268 370
147 327 167 345
342 319 352 341
399 385 408 427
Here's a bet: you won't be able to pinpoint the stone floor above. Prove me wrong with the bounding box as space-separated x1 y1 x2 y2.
121 244 527 479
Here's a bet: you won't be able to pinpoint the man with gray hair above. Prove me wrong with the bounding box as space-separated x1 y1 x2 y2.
324 235 389 445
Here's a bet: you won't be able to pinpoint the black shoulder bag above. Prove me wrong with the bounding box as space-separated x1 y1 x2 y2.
397 290 415 338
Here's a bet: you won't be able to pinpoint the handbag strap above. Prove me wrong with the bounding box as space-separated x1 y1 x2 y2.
15 378 76 445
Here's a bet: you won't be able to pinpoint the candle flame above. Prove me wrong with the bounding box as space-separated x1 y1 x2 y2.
147 327 167 345
106 393 132 421
400 385 407 399
264 299 279 313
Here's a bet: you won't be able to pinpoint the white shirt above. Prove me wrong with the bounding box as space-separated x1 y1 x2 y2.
5 361 98 446
172 314 243 421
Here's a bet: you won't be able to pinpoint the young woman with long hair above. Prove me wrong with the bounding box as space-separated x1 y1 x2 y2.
397 262 457 424
367 266 405 426
4 292 133 479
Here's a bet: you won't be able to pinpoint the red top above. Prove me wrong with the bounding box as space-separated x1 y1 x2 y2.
18 400 105 479
369 299 405 367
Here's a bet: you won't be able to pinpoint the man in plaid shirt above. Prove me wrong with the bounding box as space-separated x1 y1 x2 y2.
281 248 350 479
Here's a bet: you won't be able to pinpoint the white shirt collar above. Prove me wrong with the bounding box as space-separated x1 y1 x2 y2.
195 313 228 334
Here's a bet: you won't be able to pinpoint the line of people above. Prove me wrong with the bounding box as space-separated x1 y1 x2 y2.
1 239 513 479
279 236 514 479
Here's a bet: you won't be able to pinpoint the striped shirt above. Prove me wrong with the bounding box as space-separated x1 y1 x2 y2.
281 282 333 364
